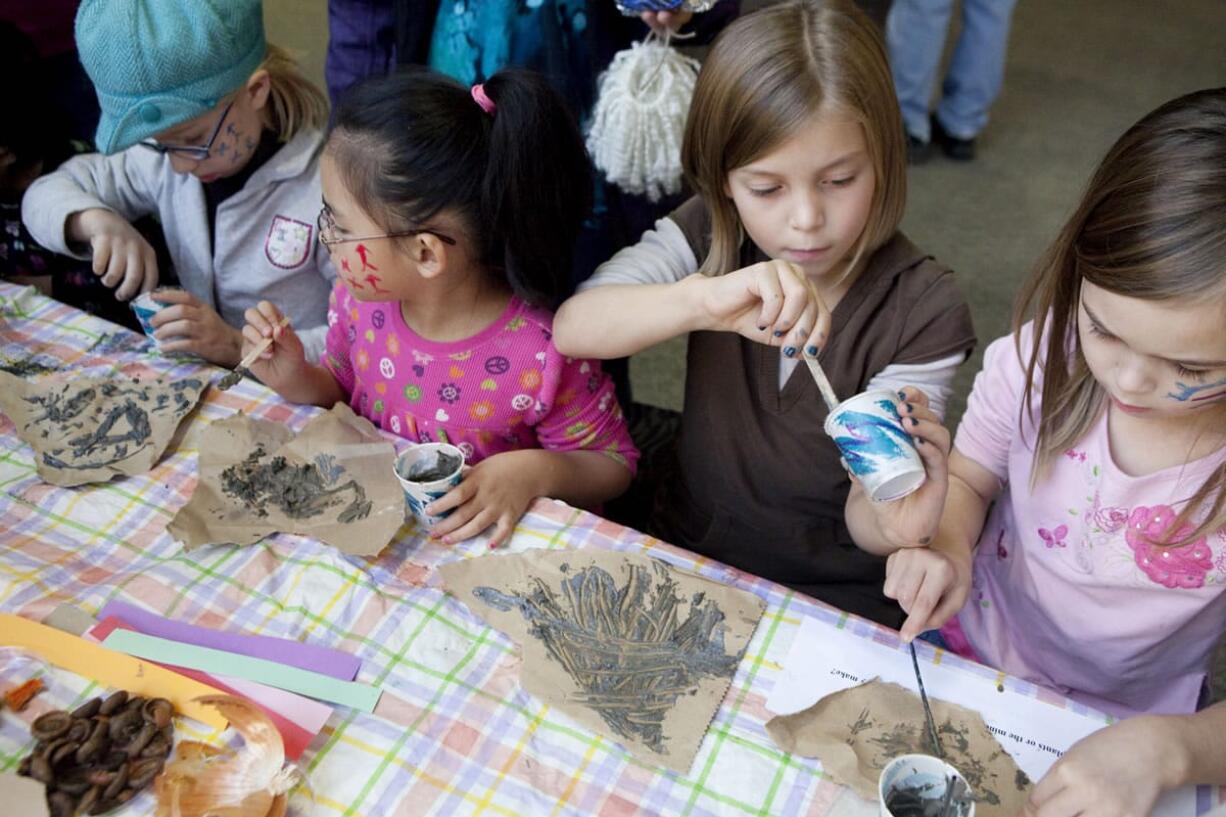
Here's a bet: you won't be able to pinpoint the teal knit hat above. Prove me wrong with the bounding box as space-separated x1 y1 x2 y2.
75 0 267 154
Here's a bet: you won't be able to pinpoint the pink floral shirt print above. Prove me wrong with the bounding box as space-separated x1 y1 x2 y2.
946 323 1226 718
321 284 638 472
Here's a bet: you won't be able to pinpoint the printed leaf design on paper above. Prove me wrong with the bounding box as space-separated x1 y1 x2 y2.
472 561 741 752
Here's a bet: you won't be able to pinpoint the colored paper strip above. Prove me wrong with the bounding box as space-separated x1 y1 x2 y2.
88 617 330 760
98 600 360 680
0 614 226 729
102 629 382 713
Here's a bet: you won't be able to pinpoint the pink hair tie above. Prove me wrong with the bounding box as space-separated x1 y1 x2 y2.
471 84 496 116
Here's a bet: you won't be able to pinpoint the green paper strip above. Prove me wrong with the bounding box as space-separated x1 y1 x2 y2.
103 629 382 713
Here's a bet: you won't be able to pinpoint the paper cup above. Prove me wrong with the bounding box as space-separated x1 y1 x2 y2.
824 389 926 502
394 443 465 528
879 754 975 817
129 292 168 339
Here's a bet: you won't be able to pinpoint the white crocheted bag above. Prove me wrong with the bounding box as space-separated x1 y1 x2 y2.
586 36 701 202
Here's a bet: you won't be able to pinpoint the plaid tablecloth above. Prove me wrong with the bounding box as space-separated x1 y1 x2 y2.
0 282 1208 817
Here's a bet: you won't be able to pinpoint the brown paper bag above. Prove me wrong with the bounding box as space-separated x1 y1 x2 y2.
0 370 206 486
167 403 404 555
441 549 765 774
766 679 1031 817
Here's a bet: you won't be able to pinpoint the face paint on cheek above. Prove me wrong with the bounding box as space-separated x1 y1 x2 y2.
355 244 379 272
364 274 391 294
338 258 364 290
1167 375 1226 404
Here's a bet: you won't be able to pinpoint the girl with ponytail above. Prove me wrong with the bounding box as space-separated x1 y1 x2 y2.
241 67 638 547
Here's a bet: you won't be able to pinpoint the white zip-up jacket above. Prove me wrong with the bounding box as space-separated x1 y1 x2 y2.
22 128 334 360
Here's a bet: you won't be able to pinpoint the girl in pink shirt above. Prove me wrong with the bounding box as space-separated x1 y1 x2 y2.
855 88 1226 817
241 68 637 547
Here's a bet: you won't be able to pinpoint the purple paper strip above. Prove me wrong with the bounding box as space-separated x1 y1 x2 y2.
97 601 361 681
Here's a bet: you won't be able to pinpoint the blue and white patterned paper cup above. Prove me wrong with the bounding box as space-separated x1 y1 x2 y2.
879 754 975 817
129 292 168 339
394 443 465 528
824 388 926 502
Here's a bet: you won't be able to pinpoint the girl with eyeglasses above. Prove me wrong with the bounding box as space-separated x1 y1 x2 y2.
242 68 638 548
21 0 334 366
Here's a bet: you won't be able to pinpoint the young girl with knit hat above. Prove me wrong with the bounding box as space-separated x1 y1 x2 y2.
22 0 333 367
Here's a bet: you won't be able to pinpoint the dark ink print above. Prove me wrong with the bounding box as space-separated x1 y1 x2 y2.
472 561 744 753
23 378 202 471
0 356 60 376
26 386 96 424
88 332 155 357
848 707 875 737
869 722 922 759
220 447 373 523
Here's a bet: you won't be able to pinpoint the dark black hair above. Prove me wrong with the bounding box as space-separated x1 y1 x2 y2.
329 67 593 307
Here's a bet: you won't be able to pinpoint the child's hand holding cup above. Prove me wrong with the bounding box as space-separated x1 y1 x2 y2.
826 386 951 549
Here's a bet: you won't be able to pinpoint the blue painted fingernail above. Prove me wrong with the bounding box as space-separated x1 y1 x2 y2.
898 390 907 400
784 346 796 357
773 330 784 337
806 345 818 356
905 402 914 413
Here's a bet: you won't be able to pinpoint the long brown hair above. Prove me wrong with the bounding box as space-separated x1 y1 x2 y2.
1014 87 1226 544
681 0 906 278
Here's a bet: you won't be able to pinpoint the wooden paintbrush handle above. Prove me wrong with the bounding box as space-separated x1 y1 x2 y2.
236 315 290 372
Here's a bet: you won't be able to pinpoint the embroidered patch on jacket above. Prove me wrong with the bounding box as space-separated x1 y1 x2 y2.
265 215 313 269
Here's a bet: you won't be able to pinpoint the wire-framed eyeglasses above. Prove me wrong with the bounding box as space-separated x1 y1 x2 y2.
137 100 234 160
316 206 457 248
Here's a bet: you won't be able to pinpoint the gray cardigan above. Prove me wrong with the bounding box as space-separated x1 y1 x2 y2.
22 129 335 361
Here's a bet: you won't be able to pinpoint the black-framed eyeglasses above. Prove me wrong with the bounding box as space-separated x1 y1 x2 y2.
316 206 457 248
137 100 234 160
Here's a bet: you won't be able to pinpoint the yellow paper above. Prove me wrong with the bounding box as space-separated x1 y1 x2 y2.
0 614 226 729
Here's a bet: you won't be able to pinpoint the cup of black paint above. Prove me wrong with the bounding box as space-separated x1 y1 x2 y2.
394 443 465 528
879 754 974 817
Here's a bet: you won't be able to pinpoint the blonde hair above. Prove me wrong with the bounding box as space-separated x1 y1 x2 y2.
259 45 328 142
1014 87 1226 546
681 0 906 278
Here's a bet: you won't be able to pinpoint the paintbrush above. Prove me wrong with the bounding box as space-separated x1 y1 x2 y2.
802 351 840 412
910 641 945 759
217 315 290 391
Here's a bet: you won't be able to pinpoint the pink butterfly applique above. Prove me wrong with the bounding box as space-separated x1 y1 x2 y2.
1038 525 1068 548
